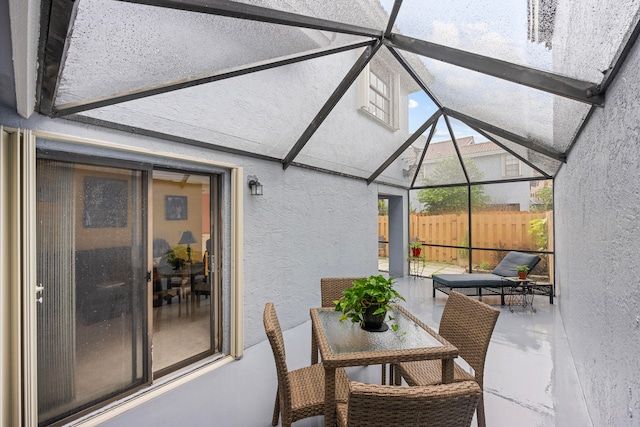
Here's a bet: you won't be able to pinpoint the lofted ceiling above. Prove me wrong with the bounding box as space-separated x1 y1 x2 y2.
34 0 640 188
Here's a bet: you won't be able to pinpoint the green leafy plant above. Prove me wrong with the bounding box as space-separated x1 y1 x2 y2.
334 275 405 331
516 265 530 273
528 217 548 251
410 241 422 249
477 261 491 271
165 246 187 271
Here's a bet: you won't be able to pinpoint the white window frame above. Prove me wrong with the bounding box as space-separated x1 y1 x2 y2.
358 63 400 130
502 154 522 177
1 128 244 427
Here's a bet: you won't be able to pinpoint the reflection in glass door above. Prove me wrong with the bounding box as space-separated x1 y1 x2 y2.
36 160 147 425
151 170 215 375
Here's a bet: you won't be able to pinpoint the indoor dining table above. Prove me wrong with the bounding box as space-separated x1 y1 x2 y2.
310 304 458 427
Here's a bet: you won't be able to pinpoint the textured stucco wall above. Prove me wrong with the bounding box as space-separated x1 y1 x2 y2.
554 28 640 427
0 105 385 348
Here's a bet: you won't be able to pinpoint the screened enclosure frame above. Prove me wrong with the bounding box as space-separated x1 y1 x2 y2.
35 0 640 189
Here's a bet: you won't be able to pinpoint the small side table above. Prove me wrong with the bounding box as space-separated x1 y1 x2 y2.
504 277 537 313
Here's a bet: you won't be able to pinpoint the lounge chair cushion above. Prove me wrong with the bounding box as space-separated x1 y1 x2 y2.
491 251 541 277
432 273 506 287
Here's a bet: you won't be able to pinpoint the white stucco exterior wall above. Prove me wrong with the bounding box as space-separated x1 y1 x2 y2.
554 25 640 427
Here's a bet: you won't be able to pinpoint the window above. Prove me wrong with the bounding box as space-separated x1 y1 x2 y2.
358 64 399 129
369 69 391 124
28 137 239 426
502 154 522 177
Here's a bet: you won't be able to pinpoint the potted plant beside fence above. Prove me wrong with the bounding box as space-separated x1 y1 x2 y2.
516 265 530 280
410 241 422 257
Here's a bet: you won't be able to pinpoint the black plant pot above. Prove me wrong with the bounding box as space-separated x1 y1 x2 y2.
362 304 388 332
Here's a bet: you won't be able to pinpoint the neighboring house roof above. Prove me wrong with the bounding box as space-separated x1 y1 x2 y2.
424 136 502 160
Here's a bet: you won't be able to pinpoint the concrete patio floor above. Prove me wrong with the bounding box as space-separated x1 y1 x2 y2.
100 274 590 427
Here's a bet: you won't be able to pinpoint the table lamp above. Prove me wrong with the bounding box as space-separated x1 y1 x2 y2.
179 230 197 263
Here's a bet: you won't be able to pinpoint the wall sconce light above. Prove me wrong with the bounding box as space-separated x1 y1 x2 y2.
248 175 264 196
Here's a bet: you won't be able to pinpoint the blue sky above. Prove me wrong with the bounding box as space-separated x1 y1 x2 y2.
408 91 488 144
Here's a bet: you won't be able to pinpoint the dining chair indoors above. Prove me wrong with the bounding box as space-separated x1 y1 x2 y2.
264 302 349 427
336 380 481 427
395 291 500 427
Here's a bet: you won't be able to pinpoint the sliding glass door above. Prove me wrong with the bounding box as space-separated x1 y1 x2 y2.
36 159 147 425
151 170 217 375
36 156 222 425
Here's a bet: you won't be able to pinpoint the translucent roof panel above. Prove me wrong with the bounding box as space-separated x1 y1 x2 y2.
443 118 528 184
416 55 591 149
480 130 562 177
394 0 639 84
235 0 393 32
413 118 468 187
378 93 440 187
55 0 369 106
294 47 433 178
77 48 366 158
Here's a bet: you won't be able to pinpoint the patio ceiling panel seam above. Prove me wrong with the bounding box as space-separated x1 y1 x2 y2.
116 0 383 39
50 39 375 117
443 108 566 162
367 110 441 184
386 33 604 106
282 40 383 170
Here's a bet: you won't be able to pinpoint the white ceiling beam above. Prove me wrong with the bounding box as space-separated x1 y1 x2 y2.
8 0 40 118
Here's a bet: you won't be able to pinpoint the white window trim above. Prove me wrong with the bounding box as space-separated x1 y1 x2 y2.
2 128 244 427
502 154 522 177
357 63 400 130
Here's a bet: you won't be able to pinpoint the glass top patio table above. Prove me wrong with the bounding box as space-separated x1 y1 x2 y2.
310 304 458 427
315 306 444 355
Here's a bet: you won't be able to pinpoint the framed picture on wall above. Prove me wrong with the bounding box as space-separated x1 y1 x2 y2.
165 195 188 220
83 177 128 228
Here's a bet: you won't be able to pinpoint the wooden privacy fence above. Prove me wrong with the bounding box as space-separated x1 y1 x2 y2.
379 211 553 266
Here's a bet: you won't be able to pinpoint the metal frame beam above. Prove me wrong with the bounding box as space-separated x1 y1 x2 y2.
443 114 470 183
387 46 443 110
411 174 549 190
282 41 383 169
50 40 374 117
384 0 403 39
37 0 79 116
468 124 553 179
367 110 441 184
386 34 604 106
410 122 437 188
117 0 383 38
443 108 566 162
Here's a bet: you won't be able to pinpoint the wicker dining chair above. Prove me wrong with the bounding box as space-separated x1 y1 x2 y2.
395 291 500 427
264 302 349 427
311 277 366 365
336 380 481 427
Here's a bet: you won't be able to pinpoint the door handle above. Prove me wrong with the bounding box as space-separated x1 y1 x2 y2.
36 284 44 304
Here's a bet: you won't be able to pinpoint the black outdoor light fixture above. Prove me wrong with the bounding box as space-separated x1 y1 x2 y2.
248 175 263 196
179 230 197 262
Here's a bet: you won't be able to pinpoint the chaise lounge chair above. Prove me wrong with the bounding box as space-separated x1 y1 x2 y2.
431 251 550 304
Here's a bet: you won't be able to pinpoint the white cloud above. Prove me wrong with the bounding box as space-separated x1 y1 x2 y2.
408 99 419 109
430 21 460 46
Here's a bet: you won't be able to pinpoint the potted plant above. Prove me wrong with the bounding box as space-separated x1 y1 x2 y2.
165 246 187 271
516 265 530 280
410 241 422 257
334 275 405 332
